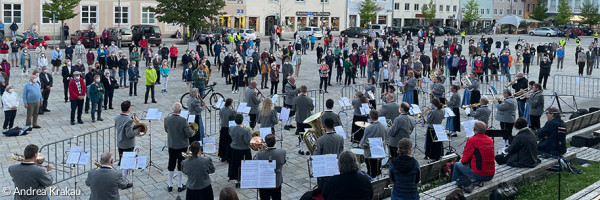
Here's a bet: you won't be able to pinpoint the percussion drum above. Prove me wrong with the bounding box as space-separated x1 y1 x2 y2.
351 148 365 164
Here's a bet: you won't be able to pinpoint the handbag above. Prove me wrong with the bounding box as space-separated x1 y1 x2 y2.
489 182 518 200
455 174 473 193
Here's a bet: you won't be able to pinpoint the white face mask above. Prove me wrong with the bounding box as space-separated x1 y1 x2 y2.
8 89 13 93
75 76 80 79
95 78 101 82
43 69 47 73
33 77 39 83
149 66 153 69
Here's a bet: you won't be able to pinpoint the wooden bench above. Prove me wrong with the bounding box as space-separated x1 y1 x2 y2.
419 151 577 200
420 153 460 184
565 179 600 200
566 110 600 134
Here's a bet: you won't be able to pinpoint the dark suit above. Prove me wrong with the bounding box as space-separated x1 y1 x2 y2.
538 117 567 157
61 65 74 102
85 166 129 200
39 71 53 114
101 75 117 109
8 163 54 200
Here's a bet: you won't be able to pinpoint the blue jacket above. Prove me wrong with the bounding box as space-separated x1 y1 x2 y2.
500 55 510 67
538 117 567 156
128 66 139 82
22 82 42 104
310 35 316 43
97 48 107 61
557 49 565 58
389 156 420 199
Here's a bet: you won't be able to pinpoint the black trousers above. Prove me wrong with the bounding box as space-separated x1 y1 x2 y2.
344 72 352 85
319 77 328 92
425 127 443 160
186 185 213 200
103 89 114 108
271 81 279 95
118 147 135 166
500 122 515 144
63 81 69 101
218 127 232 160
259 186 282 200
249 114 257 129
129 82 138 95
70 99 83 122
40 89 50 113
538 74 549 89
170 57 177 68
145 85 155 102
389 146 398 158
85 96 90 112
3 110 16 129
530 115 541 130
495 154 508 165
365 158 382 178
168 147 187 171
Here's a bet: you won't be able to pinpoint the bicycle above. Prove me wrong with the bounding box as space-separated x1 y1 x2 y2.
180 82 225 111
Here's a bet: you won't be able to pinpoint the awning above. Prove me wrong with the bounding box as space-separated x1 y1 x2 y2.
496 15 523 27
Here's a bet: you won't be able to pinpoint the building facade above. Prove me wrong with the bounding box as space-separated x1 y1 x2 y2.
392 0 461 27
493 0 526 20
545 0 595 14
523 0 537 19
459 0 494 28
218 0 248 30
1 0 181 38
347 0 393 28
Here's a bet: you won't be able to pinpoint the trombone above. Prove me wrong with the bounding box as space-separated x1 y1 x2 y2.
12 153 73 172
462 103 480 109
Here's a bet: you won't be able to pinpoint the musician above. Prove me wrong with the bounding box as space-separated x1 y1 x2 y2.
389 139 420 200
322 151 374 200
255 134 287 200
470 97 491 125
380 85 396 103
164 102 194 192
321 99 342 127
364 77 377 109
360 110 388 177
389 102 414 158
402 71 418 105
431 76 445 104
187 88 206 143
378 93 400 122
219 98 236 162
245 80 263 129
115 100 140 176
495 118 540 168
8 144 53 200
525 83 544 130
436 68 446 84
510 73 529 117
537 107 567 158
257 97 278 134
446 85 461 137
283 76 299 130
466 72 481 110
182 141 215 200
496 89 518 147
85 152 132 200
425 99 445 161
228 114 252 184
294 85 314 155
351 91 369 145
452 121 495 182
315 118 345 188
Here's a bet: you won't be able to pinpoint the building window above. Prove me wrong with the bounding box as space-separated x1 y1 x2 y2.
142 7 156 24
507 9 510 14
395 3 400 10
41 3 57 24
296 0 305 2
447 5 450 12
414 4 419 11
518 10 522 15
494 9 497 15
487 9 490 14
481 9 484 14
81 5 97 24
320 0 328 2
439 5 444 11
3 3 22 24
453 5 457 12
527 4 530 11
405 3 410 10
114 6 129 24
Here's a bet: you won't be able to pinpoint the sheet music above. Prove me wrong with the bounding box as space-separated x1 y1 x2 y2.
410 104 422 115
368 138 386 158
66 152 81 165
341 97 352 107
77 152 90 165
360 103 370 115
334 126 347 139
260 127 272 139
311 154 340 178
144 109 162 120
272 94 279 103
188 115 196 123
122 151 136 159
243 116 250 127
279 107 290 120
339 100 346 107
464 107 472 115
462 120 476 137
135 157 147 169
228 121 236 127
500 76 505 83
180 110 189 119
395 79 404 87
444 107 456 117
367 91 375 99
576 77 581 84
215 98 225 109
204 143 217 154
119 157 137 170
241 160 276 188
433 124 449 141
237 102 249 114
203 137 216 145
378 117 388 126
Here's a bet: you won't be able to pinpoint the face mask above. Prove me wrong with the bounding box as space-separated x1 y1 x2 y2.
43 69 47 73
41 55 45 57
75 76 80 79
95 78 101 82
149 66 153 69
8 89 13 93
67 62 71 66
34 77 39 83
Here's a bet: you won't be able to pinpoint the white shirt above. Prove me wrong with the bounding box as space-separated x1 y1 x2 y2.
2 91 19 111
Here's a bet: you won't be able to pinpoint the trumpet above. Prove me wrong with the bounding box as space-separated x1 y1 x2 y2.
417 107 432 118
12 153 73 172
462 103 481 109
93 159 102 169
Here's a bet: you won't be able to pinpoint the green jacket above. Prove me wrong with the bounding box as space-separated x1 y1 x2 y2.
192 68 207 86
89 82 105 103
145 68 157 85
130 51 140 62
344 60 353 73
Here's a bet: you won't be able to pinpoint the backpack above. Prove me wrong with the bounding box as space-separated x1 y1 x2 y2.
490 182 518 200
455 174 474 193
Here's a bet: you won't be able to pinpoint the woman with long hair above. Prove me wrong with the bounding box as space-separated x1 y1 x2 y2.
187 88 206 144
257 97 279 134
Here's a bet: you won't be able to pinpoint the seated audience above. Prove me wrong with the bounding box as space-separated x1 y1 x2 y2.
452 121 495 182
322 151 374 200
495 117 540 168
537 107 567 158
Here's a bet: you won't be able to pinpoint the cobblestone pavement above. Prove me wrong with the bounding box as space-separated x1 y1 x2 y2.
0 33 599 200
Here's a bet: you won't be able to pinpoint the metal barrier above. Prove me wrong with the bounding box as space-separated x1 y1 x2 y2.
38 127 118 185
306 89 326 113
479 73 529 95
553 75 600 99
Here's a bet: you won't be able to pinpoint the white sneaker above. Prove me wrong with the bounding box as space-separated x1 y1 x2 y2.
232 91 235 94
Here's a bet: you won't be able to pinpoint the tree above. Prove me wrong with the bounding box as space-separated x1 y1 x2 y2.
529 0 549 21
270 0 292 28
42 0 80 47
422 0 437 25
519 20 530 29
581 0 600 28
462 0 481 29
152 0 225 33
555 0 572 25
359 0 381 26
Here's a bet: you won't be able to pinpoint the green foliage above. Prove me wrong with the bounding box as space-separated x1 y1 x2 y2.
581 0 600 28
359 0 381 25
422 0 437 24
519 20 530 28
529 0 549 21
42 0 80 22
152 0 226 30
555 0 572 25
517 162 600 199
463 0 481 23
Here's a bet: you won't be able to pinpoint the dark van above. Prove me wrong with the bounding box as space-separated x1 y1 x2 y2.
131 25 162 46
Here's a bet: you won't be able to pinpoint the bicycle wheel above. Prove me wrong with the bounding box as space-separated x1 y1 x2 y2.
209 93 225 106
180 92 190 109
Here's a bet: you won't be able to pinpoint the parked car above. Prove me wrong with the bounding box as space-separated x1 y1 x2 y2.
297 26 323 40
340 27 369 38
238 29 257 40
390 27 403 36
528 27 557 37
107 27 133 47
367 24 386 36
195 29 215 44
214 27 238 41
131 24 162 46
429 27 445 36
70 30 100 48
402 26 424 35
550 27 565 37
442 26 460 35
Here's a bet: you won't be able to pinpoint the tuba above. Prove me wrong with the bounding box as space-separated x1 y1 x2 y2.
189 123 199 137
131 113 147 136
302 112 325 155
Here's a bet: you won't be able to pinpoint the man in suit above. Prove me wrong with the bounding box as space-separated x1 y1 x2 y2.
9 144 53 200
388 102 414 157
283 76 299 130
378 94 400 122
510 73 529 117
256 134 287 200
314 118 344 188
587 45 595 76
164 102 194 192
360 110 388 177
470 97 491 125
69 71 86 125
61 61 74 102
321 99 342 127
114 101 140 177
294 85 314 155
85 152 132 200
38 65 53 115
496 89 518 147
245 80 262 129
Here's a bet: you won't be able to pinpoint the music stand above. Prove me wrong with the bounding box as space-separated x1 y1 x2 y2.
485 129 511 143
411 120 424 153
142 109 163 173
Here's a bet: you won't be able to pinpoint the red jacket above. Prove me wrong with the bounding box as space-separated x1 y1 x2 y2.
359 54 367 65
461 133 495 177
0 44 9 54
170 46 178 57
68 78 86 100
474 60 483 73
139 39 148 49
102 30 109 39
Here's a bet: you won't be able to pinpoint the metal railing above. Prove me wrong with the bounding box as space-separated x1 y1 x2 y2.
553 75 600 99
479 73 529 95
38 127 118 185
